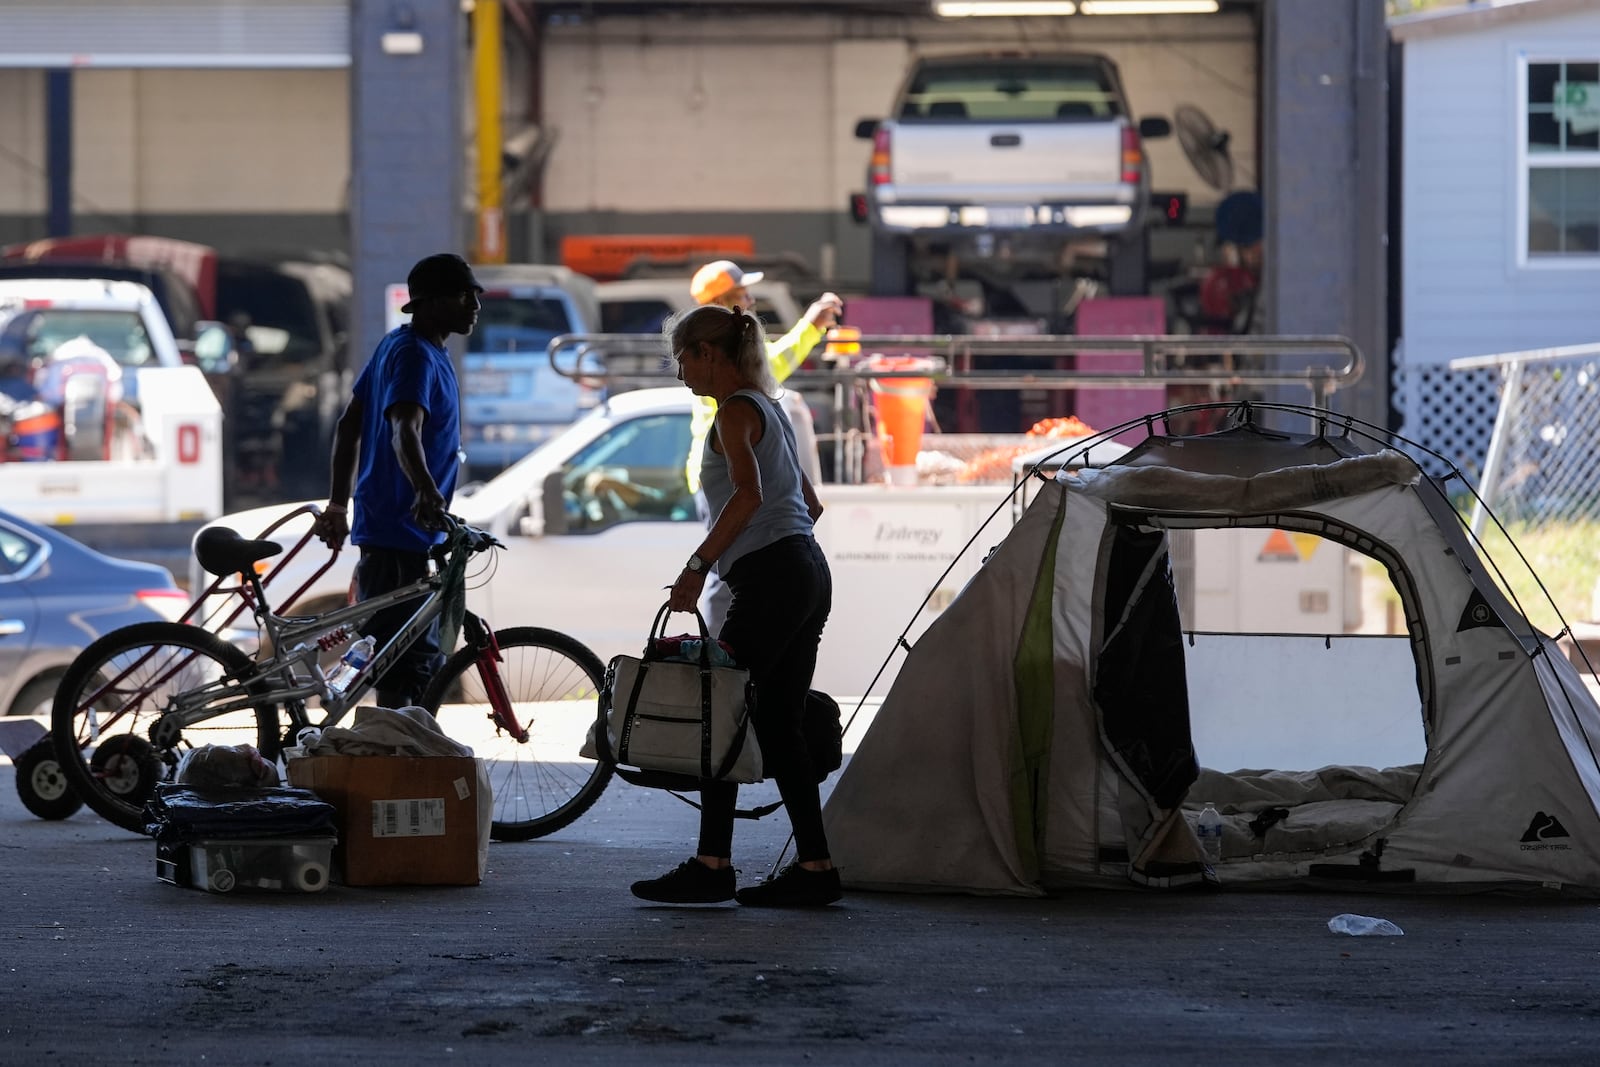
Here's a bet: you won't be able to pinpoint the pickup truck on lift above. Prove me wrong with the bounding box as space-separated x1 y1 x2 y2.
854 52 1170 297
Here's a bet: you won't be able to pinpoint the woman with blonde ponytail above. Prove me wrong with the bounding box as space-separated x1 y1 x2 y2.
629 303 840 908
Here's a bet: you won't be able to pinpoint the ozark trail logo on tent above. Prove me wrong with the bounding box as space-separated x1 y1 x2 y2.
1519 811 1571 851
1456 589 1503 633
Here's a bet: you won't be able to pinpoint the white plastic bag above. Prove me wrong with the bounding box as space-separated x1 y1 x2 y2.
1327 913 1404 936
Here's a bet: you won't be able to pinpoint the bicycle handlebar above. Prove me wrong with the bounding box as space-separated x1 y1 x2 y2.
437 514 503 556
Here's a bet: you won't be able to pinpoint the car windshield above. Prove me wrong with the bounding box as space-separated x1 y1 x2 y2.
216 265 325 362
1 309 156 369
900 60 1122 122
468 295 574 353
565 412 691 477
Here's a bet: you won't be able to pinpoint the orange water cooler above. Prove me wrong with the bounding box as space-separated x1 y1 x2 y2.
866 356 936 486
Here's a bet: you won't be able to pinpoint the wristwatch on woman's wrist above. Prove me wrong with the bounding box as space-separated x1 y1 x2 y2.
685 553 708 573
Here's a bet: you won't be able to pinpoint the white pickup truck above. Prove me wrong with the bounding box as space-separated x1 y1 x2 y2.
854 52 1170 295
195 388 1046 699
0 279 225 524
194 385 1361 701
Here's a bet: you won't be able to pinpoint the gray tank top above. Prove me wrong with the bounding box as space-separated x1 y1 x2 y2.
699 389 814 574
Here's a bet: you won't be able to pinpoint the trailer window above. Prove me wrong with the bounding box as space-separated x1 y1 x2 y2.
1524 59 1600 259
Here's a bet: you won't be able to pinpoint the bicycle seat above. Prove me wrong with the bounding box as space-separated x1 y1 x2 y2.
194 525 284 578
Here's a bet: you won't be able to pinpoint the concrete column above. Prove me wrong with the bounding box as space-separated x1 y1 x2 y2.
349 0 465 371
1261 0 1389 425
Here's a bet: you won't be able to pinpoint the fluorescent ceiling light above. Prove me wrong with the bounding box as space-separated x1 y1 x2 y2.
934 2 1077 16
1078 0 1220 13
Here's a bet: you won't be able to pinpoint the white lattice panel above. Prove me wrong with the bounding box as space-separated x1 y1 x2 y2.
1393 359 1501 482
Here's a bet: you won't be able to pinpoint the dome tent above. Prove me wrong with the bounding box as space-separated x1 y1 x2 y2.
823 403 1600 894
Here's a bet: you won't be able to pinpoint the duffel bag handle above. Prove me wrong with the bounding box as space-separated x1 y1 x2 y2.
645 601 715 669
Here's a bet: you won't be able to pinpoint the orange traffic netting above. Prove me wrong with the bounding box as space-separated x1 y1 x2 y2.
955 415 1097 484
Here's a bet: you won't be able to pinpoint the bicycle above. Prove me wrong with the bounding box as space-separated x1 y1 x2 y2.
50 511 613 841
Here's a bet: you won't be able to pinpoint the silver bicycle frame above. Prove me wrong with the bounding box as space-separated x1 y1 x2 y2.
159 569 448 733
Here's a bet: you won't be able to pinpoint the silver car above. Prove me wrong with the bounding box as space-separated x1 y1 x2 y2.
0 509 187 717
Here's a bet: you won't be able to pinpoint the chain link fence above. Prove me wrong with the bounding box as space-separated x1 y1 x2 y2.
1452 341 1600 628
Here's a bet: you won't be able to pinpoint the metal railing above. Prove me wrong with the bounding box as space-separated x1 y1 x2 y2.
542 331 1366 485
547 332 1365 401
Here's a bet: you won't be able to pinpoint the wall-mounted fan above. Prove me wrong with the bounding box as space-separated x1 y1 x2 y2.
1174 104 1234 192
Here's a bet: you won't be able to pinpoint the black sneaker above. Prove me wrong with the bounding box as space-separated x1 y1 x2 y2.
630 858 736 904
735 863 842 907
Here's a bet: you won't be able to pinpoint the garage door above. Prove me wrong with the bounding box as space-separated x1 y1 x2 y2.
0 0 349 68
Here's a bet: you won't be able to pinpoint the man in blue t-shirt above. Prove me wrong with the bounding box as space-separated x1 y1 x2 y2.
310 253 481 707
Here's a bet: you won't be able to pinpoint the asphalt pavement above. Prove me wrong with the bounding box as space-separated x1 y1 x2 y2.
4 753 1600 1066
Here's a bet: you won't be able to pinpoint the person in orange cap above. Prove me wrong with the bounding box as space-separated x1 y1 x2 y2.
685 260 841 628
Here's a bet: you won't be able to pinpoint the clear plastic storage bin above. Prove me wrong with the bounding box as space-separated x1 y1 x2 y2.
157 836 336 894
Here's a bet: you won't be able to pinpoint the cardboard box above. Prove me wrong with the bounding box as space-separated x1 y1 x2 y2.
286 755 482 887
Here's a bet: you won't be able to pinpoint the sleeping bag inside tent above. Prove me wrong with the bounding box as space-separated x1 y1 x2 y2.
822 406 1600 895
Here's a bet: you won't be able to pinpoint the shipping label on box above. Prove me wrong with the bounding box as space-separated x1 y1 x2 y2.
372 798 447 838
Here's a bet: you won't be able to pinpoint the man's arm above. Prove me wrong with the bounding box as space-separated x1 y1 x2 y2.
388 401 447 530
310 395 364 549
764 293 843 384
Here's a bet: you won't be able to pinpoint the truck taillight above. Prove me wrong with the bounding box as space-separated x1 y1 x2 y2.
871 127 892 186
1120 126 1142 185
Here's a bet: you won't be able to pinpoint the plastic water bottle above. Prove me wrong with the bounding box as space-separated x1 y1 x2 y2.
324 635 375 697
1197 803 1224 863
1327 913 1404 937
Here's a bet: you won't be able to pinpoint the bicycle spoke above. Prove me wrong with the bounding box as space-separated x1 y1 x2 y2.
423 627 610 840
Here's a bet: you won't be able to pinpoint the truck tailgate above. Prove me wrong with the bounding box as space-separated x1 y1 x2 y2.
890 121 1123 196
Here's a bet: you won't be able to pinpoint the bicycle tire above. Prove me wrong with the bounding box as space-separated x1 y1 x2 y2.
421 626 612 841
51 621 277 835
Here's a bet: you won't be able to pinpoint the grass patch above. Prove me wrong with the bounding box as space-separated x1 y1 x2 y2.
1362 520 1600 635
1473 520 1600 634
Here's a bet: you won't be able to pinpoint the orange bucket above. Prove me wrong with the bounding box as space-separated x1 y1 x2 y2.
868 357 935 484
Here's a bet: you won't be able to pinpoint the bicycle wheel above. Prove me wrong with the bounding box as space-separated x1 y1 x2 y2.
421 626 611 841
15 738 84 821
52 621 277 834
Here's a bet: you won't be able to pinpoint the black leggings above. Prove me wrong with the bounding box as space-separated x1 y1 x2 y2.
696 534 833 863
